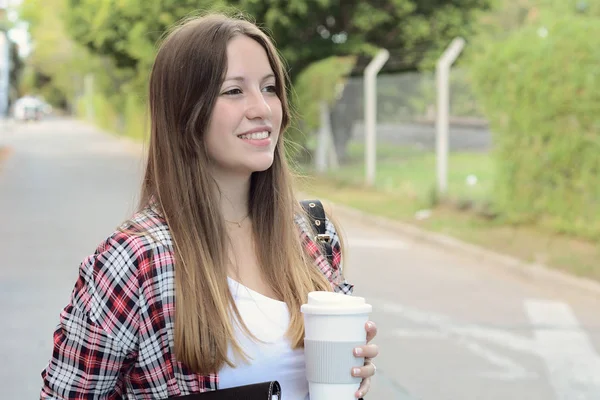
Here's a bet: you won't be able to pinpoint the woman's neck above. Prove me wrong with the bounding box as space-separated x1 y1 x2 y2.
212 171 252 224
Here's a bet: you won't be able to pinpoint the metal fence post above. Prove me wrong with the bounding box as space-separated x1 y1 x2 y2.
315 101 330 173
436 37 465 195
364 49 389 186
0 31 9 119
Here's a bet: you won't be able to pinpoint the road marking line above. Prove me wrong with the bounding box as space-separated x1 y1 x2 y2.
373 297 600 398
378 299 534 352
525 299 600 400
376 300 535 381
390 328 536 381
460 337 535 381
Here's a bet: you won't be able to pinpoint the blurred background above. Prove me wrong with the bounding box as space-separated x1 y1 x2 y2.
0 0 599 399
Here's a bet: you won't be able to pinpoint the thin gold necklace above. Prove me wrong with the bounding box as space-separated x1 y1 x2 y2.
225 214 249 228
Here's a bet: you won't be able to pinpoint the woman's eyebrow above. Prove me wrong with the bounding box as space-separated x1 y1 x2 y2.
224 73 275 82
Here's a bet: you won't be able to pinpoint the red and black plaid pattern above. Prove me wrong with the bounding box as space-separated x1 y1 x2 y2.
295 213 354 295
41 205 353 399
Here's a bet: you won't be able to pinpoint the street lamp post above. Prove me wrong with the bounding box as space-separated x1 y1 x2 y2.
0 3 9 119
0 31 9 119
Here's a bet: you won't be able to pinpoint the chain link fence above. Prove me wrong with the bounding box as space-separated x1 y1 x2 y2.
325 69 493 204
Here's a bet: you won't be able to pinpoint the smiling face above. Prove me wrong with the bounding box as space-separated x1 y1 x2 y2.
204 35 283 179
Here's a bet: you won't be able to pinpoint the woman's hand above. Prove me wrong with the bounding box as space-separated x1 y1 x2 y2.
351 321 379 398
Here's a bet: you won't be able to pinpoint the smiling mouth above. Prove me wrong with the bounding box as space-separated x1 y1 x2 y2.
237 131 271 140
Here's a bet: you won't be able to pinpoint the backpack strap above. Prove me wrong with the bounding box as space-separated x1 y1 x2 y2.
300 199 333 266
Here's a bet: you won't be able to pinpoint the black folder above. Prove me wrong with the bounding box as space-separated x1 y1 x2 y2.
168 381 281 400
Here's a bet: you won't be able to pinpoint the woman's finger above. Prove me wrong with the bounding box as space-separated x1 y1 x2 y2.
355 377 371 398
351 361 377 379
354 343 379 359
365 321 378 343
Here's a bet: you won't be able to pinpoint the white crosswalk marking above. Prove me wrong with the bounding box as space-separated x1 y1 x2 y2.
374 297 600 399
525 299 600 400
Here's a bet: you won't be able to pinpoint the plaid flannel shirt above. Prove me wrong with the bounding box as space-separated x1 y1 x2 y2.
40 204 353 399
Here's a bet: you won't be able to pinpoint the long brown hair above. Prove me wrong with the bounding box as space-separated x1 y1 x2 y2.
140 13 332 374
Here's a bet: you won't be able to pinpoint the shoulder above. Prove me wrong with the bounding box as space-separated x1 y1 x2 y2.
91 207 171 274
76 207 173 339
119 205 172 248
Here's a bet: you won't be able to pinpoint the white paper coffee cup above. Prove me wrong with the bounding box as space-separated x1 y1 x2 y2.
301 291 372 400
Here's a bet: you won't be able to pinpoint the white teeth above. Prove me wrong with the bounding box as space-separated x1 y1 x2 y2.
238 131 269 140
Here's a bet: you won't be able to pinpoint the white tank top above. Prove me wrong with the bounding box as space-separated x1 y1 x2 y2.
218 277 309 400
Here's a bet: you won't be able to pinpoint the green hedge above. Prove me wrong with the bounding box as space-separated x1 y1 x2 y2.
75 86 148 143
469 13 600 240
123 93 148 142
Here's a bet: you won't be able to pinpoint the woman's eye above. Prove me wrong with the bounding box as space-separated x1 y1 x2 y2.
223 88 242 95
263 85 277 93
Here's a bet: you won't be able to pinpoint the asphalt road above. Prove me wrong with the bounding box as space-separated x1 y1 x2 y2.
1 119 599 400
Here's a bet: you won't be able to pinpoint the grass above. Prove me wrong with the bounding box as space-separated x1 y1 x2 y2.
300 142 494 207
295 142 600 282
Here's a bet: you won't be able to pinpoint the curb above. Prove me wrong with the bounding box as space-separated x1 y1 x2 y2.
315 196 600 298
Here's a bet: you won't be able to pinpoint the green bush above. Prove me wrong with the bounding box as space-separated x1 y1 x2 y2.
123 93 149 142
291 56 356 138
469 12 600 240
74 85 148 143
92 94 121 134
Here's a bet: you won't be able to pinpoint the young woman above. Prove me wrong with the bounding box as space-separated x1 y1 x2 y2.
40 13 378 399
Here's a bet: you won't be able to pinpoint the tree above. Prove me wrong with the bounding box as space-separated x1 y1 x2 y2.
64 0 493 80
57 0 492 158
19 0 91 107
21 0 492 157
212 0 493 75
65 0 228 69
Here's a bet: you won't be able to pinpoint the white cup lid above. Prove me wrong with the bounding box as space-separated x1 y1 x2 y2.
301 291 372 315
